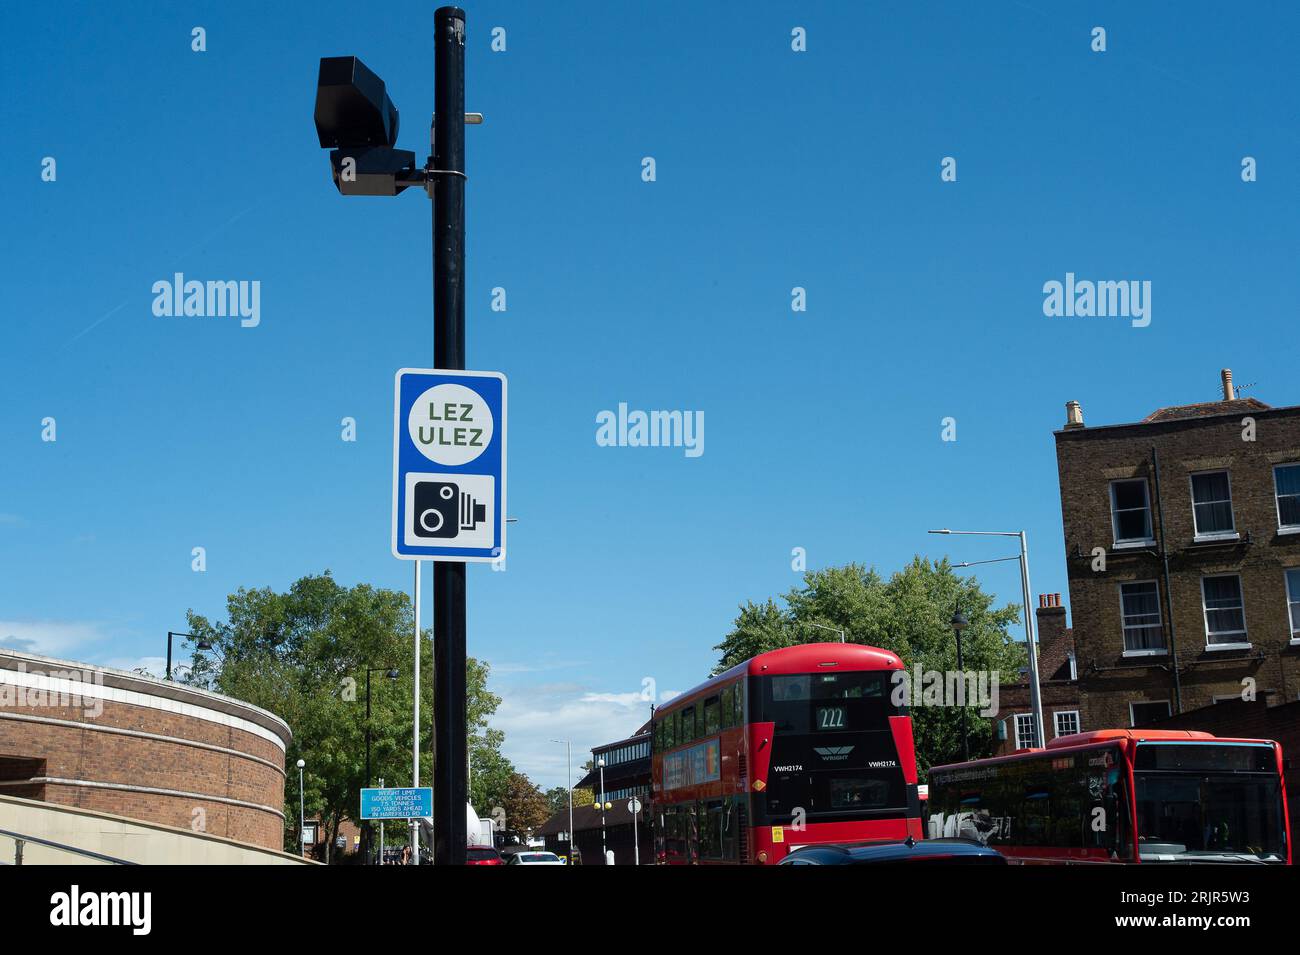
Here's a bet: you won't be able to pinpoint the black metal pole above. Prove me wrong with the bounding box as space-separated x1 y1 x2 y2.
166 632 173 682
432 5 468 867
955 627 968 761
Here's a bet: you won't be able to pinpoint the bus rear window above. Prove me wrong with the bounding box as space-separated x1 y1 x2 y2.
757 671 895 733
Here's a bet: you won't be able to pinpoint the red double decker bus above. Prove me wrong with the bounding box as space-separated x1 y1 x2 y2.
650 643 922 864
927 729 1291 864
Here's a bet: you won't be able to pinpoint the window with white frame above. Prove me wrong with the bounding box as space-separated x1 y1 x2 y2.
1190 471 1235 538
1287 568 1300 640
1276 465 1300 531
1014 713 1037 750
1110 479 1154 544
1129 700 1171 726
1201 574 1248 646
1053 710 1080 737
1119 580 1164 652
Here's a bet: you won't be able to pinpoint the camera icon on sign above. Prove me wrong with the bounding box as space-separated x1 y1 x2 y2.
413 480 487 538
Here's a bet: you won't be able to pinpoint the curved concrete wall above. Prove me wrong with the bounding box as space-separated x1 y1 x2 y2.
0 793 314 865
0 649 292 851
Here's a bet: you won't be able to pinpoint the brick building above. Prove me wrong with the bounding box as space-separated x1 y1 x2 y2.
993 594 1086 755
1054 369 1300 729
571 725 651 864
0 648 291 850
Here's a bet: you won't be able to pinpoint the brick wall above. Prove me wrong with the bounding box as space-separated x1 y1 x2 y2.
993 599 1087 756
1055 402 1300 729
0 657 289 850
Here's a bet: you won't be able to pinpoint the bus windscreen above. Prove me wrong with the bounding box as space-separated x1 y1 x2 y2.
1133 743 1286 862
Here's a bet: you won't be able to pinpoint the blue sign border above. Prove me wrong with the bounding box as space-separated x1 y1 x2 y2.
391 368 507 562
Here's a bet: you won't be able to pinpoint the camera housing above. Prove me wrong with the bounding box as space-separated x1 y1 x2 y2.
314 56 417 196
327 146 417 197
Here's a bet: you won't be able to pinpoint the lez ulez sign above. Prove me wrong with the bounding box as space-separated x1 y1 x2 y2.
392 368 506 562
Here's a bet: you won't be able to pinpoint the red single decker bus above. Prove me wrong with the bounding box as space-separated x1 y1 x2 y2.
927 729 1291 864
650 643 922 864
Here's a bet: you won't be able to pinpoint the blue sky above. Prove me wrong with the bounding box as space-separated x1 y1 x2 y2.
3 1 1298 791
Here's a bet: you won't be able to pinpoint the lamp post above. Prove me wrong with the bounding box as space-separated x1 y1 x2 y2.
551 739 574 864
296 758 306 858
628 796 641 866
165 631 212 682
950 605 970 762
930 528 1045 748
808 622 846 643
378 777 386 864
597 756 609 864
364 666 399 863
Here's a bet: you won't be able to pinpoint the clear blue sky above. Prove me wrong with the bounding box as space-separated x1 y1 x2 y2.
3 1 1298 791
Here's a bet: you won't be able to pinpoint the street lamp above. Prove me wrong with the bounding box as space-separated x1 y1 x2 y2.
808 621 846 643
929 528 1045 748
596 756 609 864
551 739 574 865
165 631 213 682
364 666 400 863
628 795 642 866
297 758 307 858
950 605 970 762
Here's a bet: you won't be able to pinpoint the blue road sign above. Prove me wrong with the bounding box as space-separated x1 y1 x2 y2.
392 368 506 562
360 786 433 820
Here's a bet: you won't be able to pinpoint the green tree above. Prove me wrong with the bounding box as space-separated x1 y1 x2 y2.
500 772 551 834
182 571 508 860
545 786 569 814
712 558 1026 772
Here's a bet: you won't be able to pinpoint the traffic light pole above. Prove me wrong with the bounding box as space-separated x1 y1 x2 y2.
431 5 468 866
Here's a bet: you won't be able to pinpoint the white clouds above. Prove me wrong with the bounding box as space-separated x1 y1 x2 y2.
489 679 681 794
0 620 108 658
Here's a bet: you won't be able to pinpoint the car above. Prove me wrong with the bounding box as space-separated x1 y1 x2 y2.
465 845 505 866
777 837 1007 865
506 850 566 865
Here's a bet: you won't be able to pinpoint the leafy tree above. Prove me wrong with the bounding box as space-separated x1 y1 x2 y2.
182 572 508 860
471 740 515 816
712 558 1026 772
500 771 551 834
545 786 569 813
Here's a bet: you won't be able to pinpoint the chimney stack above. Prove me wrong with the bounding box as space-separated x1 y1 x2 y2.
1035 593 1071 679
1064 400 1084 429
1222 368 1234 401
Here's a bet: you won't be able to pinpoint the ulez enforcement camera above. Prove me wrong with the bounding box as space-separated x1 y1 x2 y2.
313 56 418 197
413 481 487 539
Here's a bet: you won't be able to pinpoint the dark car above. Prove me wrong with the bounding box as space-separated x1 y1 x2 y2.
777 837 1007 865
